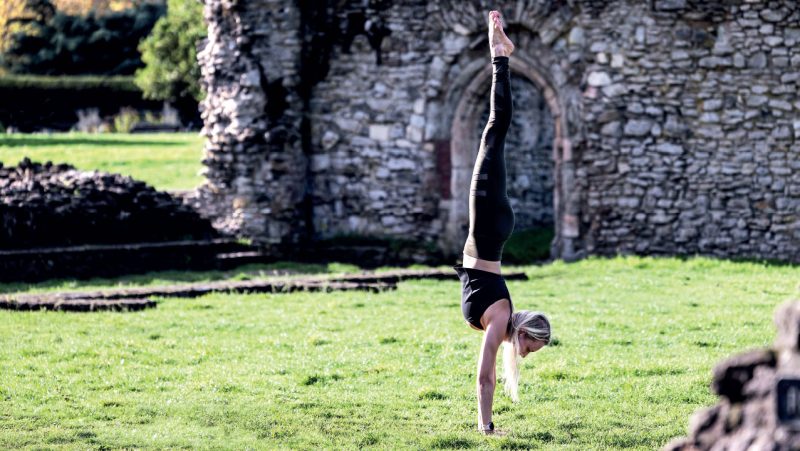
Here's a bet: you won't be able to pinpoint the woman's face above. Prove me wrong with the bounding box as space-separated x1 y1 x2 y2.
519 332 546 358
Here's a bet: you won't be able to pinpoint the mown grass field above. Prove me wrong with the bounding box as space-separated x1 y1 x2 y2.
0 133 204 191
1 256 797 449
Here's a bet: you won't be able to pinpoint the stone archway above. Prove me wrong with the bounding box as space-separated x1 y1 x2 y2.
446 54 576 260
478 75 555 230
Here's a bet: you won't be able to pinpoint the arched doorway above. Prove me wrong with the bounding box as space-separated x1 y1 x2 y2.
477 75 555 232
446 55 573 260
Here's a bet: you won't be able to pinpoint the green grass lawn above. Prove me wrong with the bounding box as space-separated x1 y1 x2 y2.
0 133 204 191
0 256 797 449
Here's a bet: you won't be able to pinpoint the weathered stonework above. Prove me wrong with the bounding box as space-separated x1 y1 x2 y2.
198 0 800 262
664 300 800 450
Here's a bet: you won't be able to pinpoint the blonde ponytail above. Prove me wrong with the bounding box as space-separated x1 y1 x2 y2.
502 311 551 402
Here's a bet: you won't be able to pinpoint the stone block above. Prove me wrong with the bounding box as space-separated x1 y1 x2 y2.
413 98 425 115
655 142 684 155
700 113 720 123
321 130 339 150
711 349 776 402
311 154 330 172
775 301 800 351
568 27 584 46
381 215 398 226
654 0 686 11
368 189 387 201
703 99 723 111
587 71 612 87
749 52 768 69
601 121 621 136
769 99 792 111
699 56 732 68
602 84 626 97
624 119 653 136
369 124 391 141
745 95 768 107
334 116 361 133
760 9 788 23
387 158 416 171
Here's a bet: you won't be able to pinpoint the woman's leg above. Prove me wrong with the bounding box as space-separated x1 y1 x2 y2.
463 54 515 262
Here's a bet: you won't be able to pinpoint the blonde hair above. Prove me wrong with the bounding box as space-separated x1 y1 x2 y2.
502 311 551 402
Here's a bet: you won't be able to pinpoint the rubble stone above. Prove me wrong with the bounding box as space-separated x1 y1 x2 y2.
0 159 216 249
666 301 800 450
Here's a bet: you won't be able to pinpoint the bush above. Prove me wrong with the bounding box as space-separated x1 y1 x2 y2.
74 107 103 132
135 0 205 103
112 107 139 132
0 74 161 132
503 227 554 263
0 73 137 90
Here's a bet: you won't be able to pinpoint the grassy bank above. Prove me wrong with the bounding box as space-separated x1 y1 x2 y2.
0 256 797 449
0 133 204 191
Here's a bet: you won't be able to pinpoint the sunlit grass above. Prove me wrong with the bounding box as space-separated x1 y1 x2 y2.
0 132 204 191
0 256 797 449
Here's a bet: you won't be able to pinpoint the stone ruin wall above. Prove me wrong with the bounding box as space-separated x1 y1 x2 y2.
664 300 800 450
581 0 800 261
198 0 800 262
306 1 566 249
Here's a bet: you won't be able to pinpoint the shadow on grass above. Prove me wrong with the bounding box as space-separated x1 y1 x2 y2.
428 435 477 449
586 253 800 269
713 255 800 269
0 137 185 148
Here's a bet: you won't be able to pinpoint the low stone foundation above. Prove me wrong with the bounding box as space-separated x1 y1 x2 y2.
0 159 217 248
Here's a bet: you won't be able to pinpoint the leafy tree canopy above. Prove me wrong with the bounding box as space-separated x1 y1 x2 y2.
135 0 205 103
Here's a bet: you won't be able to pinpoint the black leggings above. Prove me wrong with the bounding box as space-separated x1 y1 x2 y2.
462 56 515 262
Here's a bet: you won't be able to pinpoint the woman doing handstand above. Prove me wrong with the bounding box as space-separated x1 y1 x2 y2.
454 10 552 436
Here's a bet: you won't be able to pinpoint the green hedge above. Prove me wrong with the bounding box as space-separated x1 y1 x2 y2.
0 74 138 91
0 75 160 132
503 227 555 263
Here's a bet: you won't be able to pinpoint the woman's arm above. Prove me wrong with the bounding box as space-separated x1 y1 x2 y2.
476 321 505 432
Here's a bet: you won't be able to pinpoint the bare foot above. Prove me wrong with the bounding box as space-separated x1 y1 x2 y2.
488 10 514 58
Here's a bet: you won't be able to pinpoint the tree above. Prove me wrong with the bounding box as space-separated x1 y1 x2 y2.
0 0 164 75
1 0 142 54
51 0 156 16
134 0 205 104
0 0 35 55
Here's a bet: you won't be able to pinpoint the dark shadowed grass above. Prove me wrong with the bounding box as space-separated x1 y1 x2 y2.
0 261 363 295
0 132 204 191
0 256 797 449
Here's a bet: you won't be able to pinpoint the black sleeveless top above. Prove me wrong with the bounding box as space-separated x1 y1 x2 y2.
454 265 513 330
